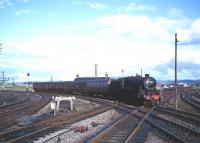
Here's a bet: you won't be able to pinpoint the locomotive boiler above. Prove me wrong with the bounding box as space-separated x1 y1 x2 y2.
107 74 159 105
33 74 160 105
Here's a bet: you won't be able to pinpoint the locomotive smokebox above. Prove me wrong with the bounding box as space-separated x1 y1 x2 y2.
145 74 150 78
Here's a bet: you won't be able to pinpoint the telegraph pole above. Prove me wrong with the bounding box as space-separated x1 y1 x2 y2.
121 69 124 78
94 64 98 77
175 33 179 109
0 43 2 89
26 73 30 92
94 64 98 95
2 71 5 90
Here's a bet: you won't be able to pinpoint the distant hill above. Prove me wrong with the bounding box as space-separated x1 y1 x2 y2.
158 79 200 85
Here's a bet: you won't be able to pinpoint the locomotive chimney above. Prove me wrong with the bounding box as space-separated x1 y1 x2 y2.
145 74 149 78
105 72 108 78
76 74 79 79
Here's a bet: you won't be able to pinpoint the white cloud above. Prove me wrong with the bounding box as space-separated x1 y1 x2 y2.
0 0 31 10
4 14 171 78
72 0 108 10
3 12 200 81
86 2 107 10
89 14 175 42
14 9 38 16
119 3 157 12
20 0 31 2
168 7 183 18
0 0 12 9
177 18 200 45
72 0 82 5
10 72 27 81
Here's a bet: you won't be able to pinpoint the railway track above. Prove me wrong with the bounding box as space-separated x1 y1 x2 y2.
154 105 200 127
0 92 28 109
181 94 200 110
192 92 200 98
2 89 200 143
27 96 137 143
159 94 175 105
0 92 52 132
74 94 116 106
88 106 153 143
12 100 138 143
148 89 200 142
0 103 113 143
146 112 200 143
0 99 29 109
1 93 170 143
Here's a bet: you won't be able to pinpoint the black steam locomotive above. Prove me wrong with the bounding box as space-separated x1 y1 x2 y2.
33 74 160 105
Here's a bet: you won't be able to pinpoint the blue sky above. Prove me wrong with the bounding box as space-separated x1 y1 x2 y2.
0 0 200 82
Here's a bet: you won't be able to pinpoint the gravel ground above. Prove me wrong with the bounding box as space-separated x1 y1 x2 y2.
164 94 200 115
18 97 99 125
162 89 200 114
34 109 122 143
0 91 34 106
59 98 100 113
145 131 168 143
27 93 42 102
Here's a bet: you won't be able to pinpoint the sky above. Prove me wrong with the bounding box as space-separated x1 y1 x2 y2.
0 0 200 82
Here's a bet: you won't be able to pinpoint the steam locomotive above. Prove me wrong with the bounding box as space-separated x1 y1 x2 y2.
33 74 160 105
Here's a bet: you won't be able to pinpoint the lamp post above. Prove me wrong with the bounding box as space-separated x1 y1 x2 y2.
175 33 179 109
26 73 30 92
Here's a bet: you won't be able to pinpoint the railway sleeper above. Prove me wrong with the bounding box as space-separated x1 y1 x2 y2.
146 119 187 143
156 105 200 120
181 95 200 110
155 112 200 127
147 115 200 142
132 122 150 143
155 106 200 123
149 114 200 136
148 120 200 143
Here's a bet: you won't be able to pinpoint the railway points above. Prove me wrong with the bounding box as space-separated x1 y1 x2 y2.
0 86 200 142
